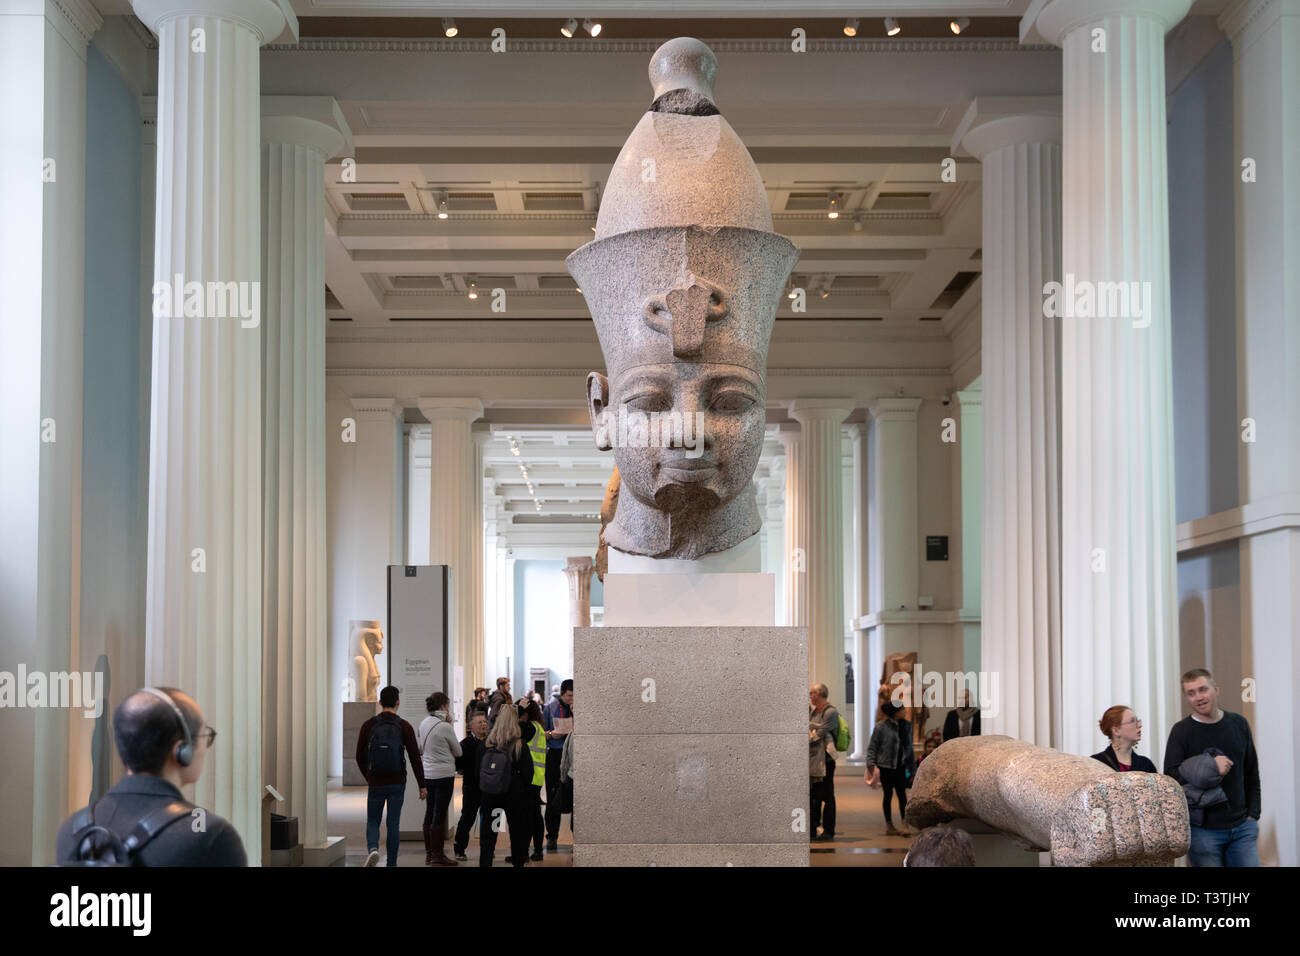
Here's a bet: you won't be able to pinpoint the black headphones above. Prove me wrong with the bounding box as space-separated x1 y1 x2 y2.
141 687 195 767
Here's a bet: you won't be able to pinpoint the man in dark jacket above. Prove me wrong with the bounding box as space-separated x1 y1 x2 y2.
452 712 488 860
1163 669 1260 867
542 678 574 851
57 687 245 866
486 676 512 729
356 685 427 867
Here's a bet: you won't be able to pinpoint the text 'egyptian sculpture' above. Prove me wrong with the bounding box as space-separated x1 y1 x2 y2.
567 38 799 561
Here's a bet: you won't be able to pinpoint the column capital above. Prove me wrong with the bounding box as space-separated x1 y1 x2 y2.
418 398 484 423
868 396 923 422
846 421 868 443
132 0 297 44
1219 0 1300 44
1026 0 1193 45
956 381 984 409
776 423 801 450
788 398 855 426
262 97 352 158
349 396 402 421
953 97 1062 160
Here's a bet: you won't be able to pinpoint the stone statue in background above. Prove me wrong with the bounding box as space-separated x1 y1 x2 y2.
877 651 929 746
595 467 620 581
349 620 384 702
907 736 1190 866
567 37 799 561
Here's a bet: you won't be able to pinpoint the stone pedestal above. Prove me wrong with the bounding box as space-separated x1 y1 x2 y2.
341 701 379 786
573 618 808 866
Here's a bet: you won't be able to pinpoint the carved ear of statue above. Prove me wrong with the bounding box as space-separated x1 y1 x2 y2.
587 372 613 451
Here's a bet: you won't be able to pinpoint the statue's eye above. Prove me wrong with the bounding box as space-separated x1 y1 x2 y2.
626 392 672 413
711 391 754 413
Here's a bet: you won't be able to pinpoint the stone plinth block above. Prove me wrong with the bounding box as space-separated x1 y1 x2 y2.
342 701 379 786
906 736 1190 866
574 844 808 867
574 625 806 733
574 733 807 845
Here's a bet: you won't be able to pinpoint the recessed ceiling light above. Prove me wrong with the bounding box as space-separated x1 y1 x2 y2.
437 191 448 219
584 18 601 37
843 18 859 37
950 17 970 35
441 17 457 38
561 17 578 38
884 17 901 37
467 277 478 300
827 192 840 219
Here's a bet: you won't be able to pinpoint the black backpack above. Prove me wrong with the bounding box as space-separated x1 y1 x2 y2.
63 799 194 866
368 718 405 776
479 746 514 796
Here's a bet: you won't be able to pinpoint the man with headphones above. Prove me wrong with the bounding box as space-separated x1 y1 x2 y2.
56 686 247 866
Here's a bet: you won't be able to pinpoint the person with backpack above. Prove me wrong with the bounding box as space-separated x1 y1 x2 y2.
477 704 533 867
518 696 548 862
542 679 575 850
356 685 427 867
808 683 843 842
57 686 245 866
418 691 462 866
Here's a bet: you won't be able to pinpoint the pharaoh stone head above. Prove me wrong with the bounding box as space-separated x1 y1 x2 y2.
567 38 799 561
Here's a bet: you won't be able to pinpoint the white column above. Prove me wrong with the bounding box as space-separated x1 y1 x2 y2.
955 100 1063 745
779 427 803 629
869 398 923 661
954 383 984 678
849 423 870 758
1032 0 1191 760
482 491 502 705
348 397 404 661
468 430 486 700
504 553 517 679
1220 0 1300 867
259 98 348 851
763 475 786 626
419 399 484 695
0 0 100 865
495 538 511 678
133 0 289 864
790 400 854 708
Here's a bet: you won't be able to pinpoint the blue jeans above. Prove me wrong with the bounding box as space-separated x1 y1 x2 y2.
1188 817 1259 867
366 783 406 866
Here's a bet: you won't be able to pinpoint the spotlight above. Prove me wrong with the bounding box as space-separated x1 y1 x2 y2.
843 18 859 37
441 17 457 38
950 17 970 35
437 191 449 219
561 17 578 38
583 18 601 37
467 277 478 300
827 192 840 220
787 282 798 300
884 17 901 37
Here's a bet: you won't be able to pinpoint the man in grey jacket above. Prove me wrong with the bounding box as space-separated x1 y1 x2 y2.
809 684 840 841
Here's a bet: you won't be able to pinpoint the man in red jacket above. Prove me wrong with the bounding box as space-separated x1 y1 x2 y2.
356 685 427 866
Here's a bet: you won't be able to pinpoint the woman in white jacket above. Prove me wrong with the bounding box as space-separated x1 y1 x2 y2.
418 692 462 866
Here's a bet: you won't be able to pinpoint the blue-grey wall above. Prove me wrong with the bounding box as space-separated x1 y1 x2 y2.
80 43 145 763
1169 38 1238 525
1168 38 1241 692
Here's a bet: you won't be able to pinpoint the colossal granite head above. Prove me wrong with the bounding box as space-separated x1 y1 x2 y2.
567 38 799 561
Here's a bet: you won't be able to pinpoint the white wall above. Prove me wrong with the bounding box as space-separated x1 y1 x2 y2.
515 559 571 692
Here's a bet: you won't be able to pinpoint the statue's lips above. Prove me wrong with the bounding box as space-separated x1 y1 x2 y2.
660 459 717 482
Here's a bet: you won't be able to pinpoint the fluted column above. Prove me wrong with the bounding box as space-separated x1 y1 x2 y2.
420 399 484 693
869 398 923 665
134 0 291 864
779 427 803 629
762 474 786 626
1032 0 1191 760
790 400 854 707
470 431 486 693
259 98 349 850
1220 0 1300 867
955 100 1063 745
848 423 869 758
494 538 511 678
955 383 984 677
0 0 101 865
565 555 595 677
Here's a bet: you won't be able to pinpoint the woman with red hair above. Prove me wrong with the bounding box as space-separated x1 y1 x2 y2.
1091 706 1158 773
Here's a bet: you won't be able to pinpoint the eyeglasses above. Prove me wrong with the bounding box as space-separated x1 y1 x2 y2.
197 727 217 748
1120 717 1142 727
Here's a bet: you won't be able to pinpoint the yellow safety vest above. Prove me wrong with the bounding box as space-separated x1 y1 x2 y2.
527 720 547 786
